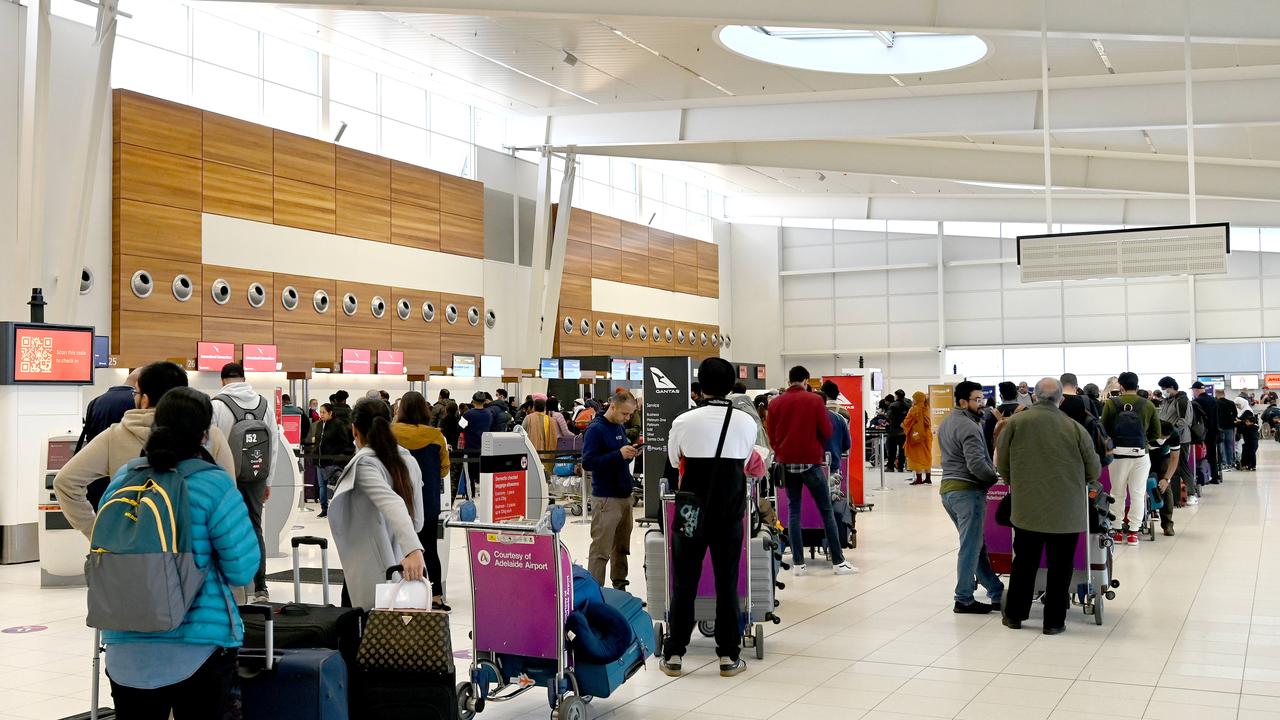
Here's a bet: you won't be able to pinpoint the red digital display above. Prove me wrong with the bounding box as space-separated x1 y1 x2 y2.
377 350 404 375
13 327 93 383
242 344 278 373
197 342 234 372
756 366 766 381
738 365 749 379
342 348 371 374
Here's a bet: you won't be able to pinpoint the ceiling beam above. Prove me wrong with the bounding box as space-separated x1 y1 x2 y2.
222 0 1280 45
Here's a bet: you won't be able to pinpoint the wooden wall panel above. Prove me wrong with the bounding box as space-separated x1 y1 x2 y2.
620 221 648 255
391 162 440 211
201 265 275 321
203 161 273 223
275 322 336 370
565 240 592 274
590 213 621 249
439 175 483 220
566 208 591 245
202 316 274 346
117 199 201 263
390 288 442 332
117 144 202 211
274 131 335 187
335 281 393 330
648 257 674 291
440 334 484 363
622 252 647 282
673 263 698 295
390 203 440 251
202 112 272 173
119 310 201 362
116 91 202 158
337 147 390 200
647 229 675 262
274 177 336 233
696 240 718 270
272 274 335 326
118 255 202 316
391 328 440 372
560 273 592 311
438 294 484 337
623 316 649 352
336 191 391 242
440 213 484 258
591 246 621 282
697 266 719 298
674 236 698 268
336 326 392 356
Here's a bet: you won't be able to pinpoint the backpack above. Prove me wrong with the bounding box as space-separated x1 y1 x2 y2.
216 395 271 483
1190 400 1209 443
85 458 209 632
574 406 597 431
1083 413 1115 466
1109 397 1148 449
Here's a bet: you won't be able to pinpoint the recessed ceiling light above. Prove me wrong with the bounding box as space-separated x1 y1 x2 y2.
717 25 988 75
888 178 900 185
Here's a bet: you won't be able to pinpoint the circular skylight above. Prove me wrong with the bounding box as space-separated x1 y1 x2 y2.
717 26 988 75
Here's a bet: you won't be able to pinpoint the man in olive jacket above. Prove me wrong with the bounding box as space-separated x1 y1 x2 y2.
996 377 1100 635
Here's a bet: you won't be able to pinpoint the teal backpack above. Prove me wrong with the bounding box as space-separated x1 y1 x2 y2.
85 457 208 632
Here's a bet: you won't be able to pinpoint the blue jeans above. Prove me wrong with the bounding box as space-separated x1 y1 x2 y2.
784 467 845 566
1221 428 1236 468
317 465 339 512
941 488 1004 605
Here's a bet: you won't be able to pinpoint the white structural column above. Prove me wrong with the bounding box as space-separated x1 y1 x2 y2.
1185 1 1198 373
936 221 946 377
538 153 577 362
15 0 51 307
522 150 578 369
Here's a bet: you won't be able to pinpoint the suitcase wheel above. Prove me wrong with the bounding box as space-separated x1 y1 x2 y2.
554 695 587 720
697 620 715 637
458 681 478 720
754 624 765 660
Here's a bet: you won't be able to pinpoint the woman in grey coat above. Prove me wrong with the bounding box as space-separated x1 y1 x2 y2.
330 398 425 609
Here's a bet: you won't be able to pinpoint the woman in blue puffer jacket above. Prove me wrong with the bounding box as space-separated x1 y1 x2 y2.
101 387 260 718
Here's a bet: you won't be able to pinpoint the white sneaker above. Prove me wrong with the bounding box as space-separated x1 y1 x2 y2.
833 562 859 575
1188 496 1199 505
659 655 682 677
792 565 808 577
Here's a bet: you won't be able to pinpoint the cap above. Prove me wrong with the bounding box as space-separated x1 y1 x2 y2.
472 391 488 403
1191 381 1205 389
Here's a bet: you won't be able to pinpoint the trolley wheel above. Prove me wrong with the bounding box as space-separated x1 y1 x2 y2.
754 624 765 660
1105 590 1116 601
570 504 582 517
697 620 715 637
457 682 477 720
555 695 587 720
1146 521 1155 541
653 622 665 658
1093 594 1105 625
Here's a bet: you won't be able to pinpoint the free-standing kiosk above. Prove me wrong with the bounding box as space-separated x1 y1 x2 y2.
39 434 84 585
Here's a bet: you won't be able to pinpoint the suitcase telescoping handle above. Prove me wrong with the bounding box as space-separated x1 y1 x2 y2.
239 604 275 670
291 536 330 605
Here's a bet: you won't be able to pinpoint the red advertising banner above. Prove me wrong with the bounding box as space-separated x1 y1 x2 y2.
13 327 93 383
490 469 528 523
197 342 234 372
281 414 301 445
342 348 371 374
242 344 278 373
1266 374 1280 390
376 350 404 375
822 375 865 506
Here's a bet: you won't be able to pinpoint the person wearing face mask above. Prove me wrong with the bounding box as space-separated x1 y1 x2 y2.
936 381 1004 614
55 361 237 538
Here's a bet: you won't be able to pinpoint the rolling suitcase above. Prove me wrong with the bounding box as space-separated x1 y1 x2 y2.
236 605 349 720
643 528 667 617
240 536 363 664
574 589 653 699
749 530 781 624
60 630 115 719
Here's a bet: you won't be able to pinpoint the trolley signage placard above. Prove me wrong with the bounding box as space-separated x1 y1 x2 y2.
468 531 572 660
480 453 528 523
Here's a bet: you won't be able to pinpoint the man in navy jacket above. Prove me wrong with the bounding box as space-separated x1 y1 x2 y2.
581 390 640 590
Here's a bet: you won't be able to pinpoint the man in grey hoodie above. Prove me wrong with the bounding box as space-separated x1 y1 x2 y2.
211 362 279 602
936 380 1003 614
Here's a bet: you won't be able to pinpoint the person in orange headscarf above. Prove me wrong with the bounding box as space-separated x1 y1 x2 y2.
902 391 933 485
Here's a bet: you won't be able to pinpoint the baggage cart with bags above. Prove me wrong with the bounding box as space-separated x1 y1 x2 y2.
774 454 853 559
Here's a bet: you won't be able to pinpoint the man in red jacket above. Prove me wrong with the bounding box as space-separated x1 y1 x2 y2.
767 365 858 576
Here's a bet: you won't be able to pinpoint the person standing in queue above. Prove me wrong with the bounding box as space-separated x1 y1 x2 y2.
767 366 859 576
660 358 759 679
461 392 492 493
581 390 641 590
391 391 452 611
997 377 1100 635
329 398 425 609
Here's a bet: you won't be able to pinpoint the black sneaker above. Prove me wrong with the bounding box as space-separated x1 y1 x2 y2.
1002 616 1021 630
659 656 682 677
953 601 994 614
719 657 746 677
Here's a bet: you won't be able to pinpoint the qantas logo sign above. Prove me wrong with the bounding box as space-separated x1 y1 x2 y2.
648 367 679 392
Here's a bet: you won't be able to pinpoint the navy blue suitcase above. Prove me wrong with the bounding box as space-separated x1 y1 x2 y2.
236 605 349 720
574 589 653 698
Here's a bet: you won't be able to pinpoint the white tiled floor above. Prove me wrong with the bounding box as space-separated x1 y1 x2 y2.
4 446 1279 719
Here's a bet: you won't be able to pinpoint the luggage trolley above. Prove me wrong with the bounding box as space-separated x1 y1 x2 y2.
774 454 853 559
646 478 780 661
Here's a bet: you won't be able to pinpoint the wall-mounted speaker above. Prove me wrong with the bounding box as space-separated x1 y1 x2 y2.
313 289 330 314
371 296 386 319
700 331 708 346
342 293 358 316
664 328 673 343
677 329 686 344
171 274 193 302
422 301 436 322
80 267 93 295
625 323 635 340
130 269 154 299
711 333 719 347
611 322 621 339
652 326 661 343
396 298 411 321
467 306 480 327
281 286 299 311
485 309 496 329
445 304 459 324
639 325 649 341
247 283 266 308
210 278 231 305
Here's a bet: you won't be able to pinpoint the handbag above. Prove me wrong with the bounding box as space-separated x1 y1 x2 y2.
672 405 735 541
357 571 454 674
995 493 1013 527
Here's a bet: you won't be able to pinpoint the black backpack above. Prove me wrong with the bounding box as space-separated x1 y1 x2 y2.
1083 414 1114 466
1109 397 1147 449
1189 401 1209 443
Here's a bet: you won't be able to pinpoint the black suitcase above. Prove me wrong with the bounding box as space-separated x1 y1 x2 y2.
351 669 458 720
60 630 115 719
235 605 349 720
241 536 363 663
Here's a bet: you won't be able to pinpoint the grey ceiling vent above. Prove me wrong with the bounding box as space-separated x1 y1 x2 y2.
563 316 574 334
210 278 231 305
638 325 648 341
467 306 480 327
247 283 266 308
131 270 153 299
625 323 635 340
595 320 606 337
313 289 330 313
397 298 411 320
171 274 193 302
281 286 299 311
1017 222 1230 283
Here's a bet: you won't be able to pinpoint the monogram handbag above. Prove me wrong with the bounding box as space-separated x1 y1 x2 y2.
356 572 454 674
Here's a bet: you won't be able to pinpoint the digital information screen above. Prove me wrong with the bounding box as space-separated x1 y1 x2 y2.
453 354 477 378
562 359 581 380
480 355 503 378
3 324 95 384
540 358 560 379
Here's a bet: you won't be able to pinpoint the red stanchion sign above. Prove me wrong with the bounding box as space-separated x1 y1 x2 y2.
822 375 865 506
491 469 528 522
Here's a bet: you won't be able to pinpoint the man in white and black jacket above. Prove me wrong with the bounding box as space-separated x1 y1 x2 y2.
660 358 760 679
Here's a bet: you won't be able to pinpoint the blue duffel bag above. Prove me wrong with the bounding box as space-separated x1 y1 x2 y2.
572 588 654 699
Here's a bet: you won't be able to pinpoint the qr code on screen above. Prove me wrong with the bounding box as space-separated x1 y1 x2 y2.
20 336 53 374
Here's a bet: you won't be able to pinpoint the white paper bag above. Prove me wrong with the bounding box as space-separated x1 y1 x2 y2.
374 578 432 610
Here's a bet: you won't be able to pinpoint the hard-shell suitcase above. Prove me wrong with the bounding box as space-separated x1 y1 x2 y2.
574 589 653 699
351 670 458 720
236 605 349 720
643 528 667 617
241 536 363 664
749 530 780 623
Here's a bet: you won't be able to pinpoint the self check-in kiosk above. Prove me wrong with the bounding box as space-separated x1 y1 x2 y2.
39 434 85 586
